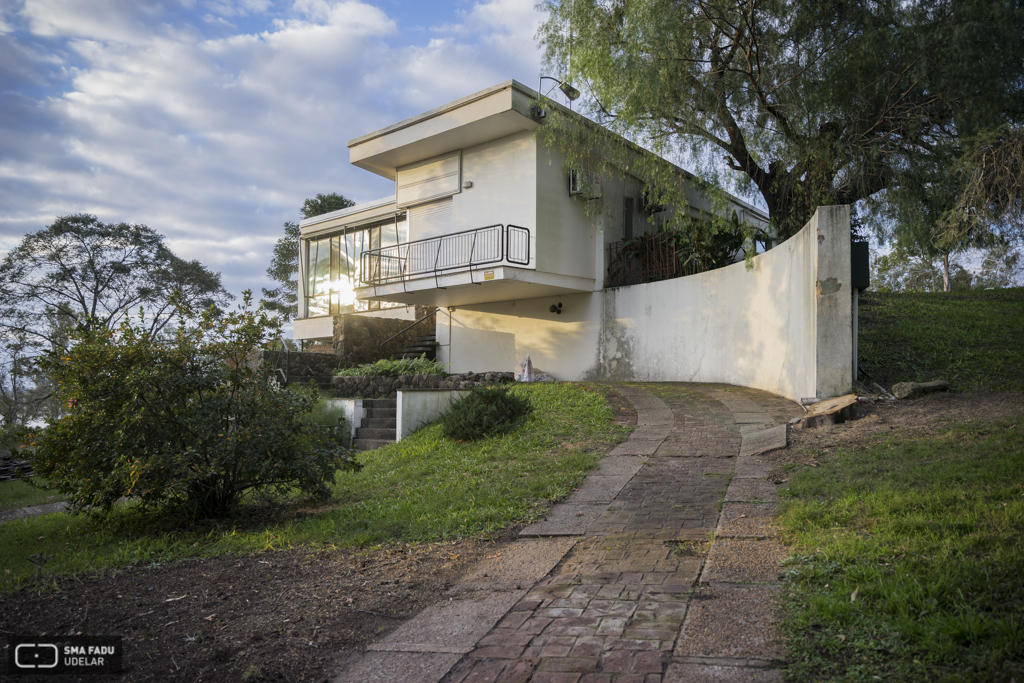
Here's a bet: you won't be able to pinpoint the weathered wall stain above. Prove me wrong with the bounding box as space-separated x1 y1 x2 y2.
587 289 635 381
816 277 841 297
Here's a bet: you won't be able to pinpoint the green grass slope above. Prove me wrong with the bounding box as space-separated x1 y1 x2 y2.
780 419 1024 682
858 288 1024 392
0 383 626 593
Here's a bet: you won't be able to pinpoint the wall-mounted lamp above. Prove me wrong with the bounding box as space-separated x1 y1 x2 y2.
549 302 563 315
538 76 581 103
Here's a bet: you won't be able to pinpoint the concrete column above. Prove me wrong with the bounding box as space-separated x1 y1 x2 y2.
812 205 853 398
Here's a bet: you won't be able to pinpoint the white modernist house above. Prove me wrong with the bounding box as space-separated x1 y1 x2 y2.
294 80 856 402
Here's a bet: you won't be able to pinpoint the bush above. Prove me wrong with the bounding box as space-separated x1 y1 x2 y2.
334 355 447 378
441 385 532 441
28 293 359 519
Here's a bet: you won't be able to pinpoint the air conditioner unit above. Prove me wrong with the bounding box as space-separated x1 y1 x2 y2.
569 169 602 199
639 188 665 214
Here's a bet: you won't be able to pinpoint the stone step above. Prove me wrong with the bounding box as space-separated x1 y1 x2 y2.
365 408 397 419
361 399 396 409
353 439 394 452
356 427 397 441
362 417 396 429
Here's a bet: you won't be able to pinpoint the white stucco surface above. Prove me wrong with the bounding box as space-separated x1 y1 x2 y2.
456 131 536 245
437 207 853 402
535 143 600 281
293 315 333 341
396 390 471 440
327 398 366 446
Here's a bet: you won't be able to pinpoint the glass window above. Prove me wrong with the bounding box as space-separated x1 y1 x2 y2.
304 215 407 317
307 236 332 318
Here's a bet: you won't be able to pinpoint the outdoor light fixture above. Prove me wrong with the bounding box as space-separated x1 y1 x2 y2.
538 76 581 102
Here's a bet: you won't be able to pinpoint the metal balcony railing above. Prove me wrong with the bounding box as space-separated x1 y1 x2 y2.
606 233 682 287
360 224 531 287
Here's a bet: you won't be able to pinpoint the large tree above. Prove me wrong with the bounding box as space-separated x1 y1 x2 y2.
0 214 230 344
0 214 230 425
941 125 1024 246
261 192 355 322
538 0 1024 239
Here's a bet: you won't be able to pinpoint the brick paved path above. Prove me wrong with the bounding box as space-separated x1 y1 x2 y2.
441 383 801 683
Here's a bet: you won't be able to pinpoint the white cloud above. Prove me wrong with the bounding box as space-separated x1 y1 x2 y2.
0 0 545 299
18 0 164 44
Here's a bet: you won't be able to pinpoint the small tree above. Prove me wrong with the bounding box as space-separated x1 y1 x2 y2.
29 292 358 519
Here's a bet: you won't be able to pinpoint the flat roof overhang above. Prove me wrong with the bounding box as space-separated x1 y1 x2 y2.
354 267 595 308
348 80 541 180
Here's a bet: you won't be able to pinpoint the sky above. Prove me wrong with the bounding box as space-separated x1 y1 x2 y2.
0 0 548 302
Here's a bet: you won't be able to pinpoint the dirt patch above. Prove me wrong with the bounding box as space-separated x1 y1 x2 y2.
765 391 1024 481
0 533 518 682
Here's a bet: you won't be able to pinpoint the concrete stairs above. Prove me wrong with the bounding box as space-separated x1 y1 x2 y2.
353 399 397 451
392 333 439 361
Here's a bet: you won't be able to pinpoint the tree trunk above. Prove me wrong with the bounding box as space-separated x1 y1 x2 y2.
942 252 950 292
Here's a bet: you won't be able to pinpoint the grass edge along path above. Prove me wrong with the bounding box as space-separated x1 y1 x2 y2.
778 416 1024 682
0 383 628 593
0 477 66 512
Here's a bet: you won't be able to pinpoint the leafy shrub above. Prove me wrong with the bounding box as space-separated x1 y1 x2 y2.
441 385 532 441
29 293 359 519
301 398 350 448
335 355 447 377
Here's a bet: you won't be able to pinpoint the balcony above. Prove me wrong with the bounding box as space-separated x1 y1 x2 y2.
360 223 531 287
354 222 595 308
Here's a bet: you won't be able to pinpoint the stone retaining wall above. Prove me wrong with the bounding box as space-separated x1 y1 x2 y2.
255 349 344 379
332 307 436 365
331 372 515 399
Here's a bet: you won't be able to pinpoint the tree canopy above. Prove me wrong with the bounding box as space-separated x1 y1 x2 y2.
262 193 355 322
538 0 1024 239
941 125 1024 245
0 214 230 345
0 214 230 426
30 292 357 518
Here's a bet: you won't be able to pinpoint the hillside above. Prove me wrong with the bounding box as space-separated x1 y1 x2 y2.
858 288 1024 393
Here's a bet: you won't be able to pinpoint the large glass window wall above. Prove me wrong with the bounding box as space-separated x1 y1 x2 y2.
305 216 407 317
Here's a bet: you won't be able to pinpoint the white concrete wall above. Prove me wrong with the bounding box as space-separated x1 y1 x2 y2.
293 315 333 341
437 206 853 401
396 389 471 440
326 398 366 446
455 130 537 267
438 294 603 379
535 143 601 282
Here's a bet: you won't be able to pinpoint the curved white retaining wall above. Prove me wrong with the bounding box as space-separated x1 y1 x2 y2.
438 206 852 402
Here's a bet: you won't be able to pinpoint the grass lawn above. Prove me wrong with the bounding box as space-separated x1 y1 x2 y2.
0 477 66 511
0 383 627 593
858 288 1024 392
782 288 1024 680
778 416 1024 682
